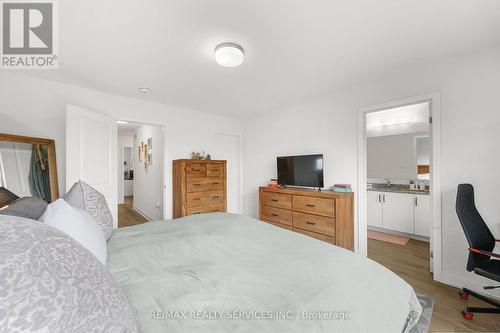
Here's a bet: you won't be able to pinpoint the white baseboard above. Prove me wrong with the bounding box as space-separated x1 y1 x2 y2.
132 206 154 222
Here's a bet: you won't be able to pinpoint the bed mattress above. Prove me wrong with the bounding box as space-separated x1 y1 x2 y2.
107 213 421 333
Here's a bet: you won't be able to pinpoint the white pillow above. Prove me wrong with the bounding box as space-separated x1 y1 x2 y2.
41 199 107 265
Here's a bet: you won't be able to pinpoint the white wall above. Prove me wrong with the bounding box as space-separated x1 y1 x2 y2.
243 47 500 296
0 72 243 219
117 135 134 204
133 124 163 220
367 132 427 181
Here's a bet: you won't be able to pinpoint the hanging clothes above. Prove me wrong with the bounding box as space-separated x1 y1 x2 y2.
28 144 51 202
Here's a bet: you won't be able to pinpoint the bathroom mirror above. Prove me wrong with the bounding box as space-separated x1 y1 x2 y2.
0 133 59 207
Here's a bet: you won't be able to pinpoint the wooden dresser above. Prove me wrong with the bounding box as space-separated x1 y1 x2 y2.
259 186 354 250
173 160 227 218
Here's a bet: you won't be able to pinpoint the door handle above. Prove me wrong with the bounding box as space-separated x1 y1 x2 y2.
378 194 381 202
383 194 386 203
415 197 418 207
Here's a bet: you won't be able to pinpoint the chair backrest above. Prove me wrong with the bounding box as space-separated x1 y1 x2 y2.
456 184 495 271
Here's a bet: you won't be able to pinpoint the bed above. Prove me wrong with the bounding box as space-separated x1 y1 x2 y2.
107 213 421 333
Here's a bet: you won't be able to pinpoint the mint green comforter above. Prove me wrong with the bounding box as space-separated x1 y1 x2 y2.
107 213 421 333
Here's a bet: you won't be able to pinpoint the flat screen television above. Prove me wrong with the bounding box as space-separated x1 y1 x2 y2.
277 154 324 188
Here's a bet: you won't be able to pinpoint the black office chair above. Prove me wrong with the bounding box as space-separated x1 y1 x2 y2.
456 184 500 320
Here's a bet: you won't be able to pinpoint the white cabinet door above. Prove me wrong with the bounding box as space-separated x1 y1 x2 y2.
382 192 415 234
66 105 118 228
415 195 431 237
367 191 383 228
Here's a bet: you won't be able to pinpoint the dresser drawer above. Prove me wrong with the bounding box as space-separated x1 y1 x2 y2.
187 204 225 215
187 178 224 192
261 192 292 210
293 212 335 237
293 196 334 217
186 164 207 177
187 191 224 207
261 205 292 226
293 227 336 244
262 220 293 231
207 163 224 177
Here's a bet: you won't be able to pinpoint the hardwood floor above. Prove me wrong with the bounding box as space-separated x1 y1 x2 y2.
118 196 148 228
368 238 500 332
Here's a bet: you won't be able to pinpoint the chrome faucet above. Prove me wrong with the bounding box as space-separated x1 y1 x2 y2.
385 178 392 187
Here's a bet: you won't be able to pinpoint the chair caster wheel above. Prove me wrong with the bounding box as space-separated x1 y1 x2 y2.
462 310 473 320
458 291 469 300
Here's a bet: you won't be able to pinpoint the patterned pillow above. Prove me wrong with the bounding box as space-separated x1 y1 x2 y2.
65 181 114 240
0 196 48 220
0 215 137 333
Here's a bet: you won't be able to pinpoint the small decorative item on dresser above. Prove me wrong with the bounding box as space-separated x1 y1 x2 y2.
332 184 352 193
191 151 211 160
267 179 278 188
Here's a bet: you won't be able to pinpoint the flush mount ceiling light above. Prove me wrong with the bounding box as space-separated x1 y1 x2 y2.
215 43 244 67
138 87 151 94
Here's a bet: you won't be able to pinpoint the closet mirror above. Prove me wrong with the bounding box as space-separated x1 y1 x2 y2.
0 133 59 208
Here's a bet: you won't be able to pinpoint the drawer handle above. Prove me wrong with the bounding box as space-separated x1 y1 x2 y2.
193 184 201 186
191 168 201 172
213 196 220 199
212 209 219 212
271 213 279 217
306 221 316 225
306 204 316 207
193 198 201 201
271 199 279 202
212 182 220 185
194 212 201 215
212 169 220 171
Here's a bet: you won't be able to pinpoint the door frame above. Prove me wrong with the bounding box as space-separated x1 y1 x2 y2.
356 92 442 282
116 119 168 220
119 144 134 204
213 131 243 214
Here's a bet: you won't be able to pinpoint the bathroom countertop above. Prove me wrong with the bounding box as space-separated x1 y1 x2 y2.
367 184 430 195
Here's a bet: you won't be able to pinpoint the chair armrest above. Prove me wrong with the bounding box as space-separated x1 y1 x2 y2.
469 248 500 259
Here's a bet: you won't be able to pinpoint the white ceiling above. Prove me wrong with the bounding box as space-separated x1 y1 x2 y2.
118 122 140 136
24 0 500 118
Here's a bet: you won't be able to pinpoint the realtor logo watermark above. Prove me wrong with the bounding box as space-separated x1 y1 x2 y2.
1 0 57 69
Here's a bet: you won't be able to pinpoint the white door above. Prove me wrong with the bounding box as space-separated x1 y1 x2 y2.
367 191 383 228
214 133 241 214
66 105 118 227
382 192 414 234
415 194 431 237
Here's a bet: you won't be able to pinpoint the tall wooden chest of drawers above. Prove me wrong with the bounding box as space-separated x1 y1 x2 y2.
173 160 227 218
259 186 354 250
